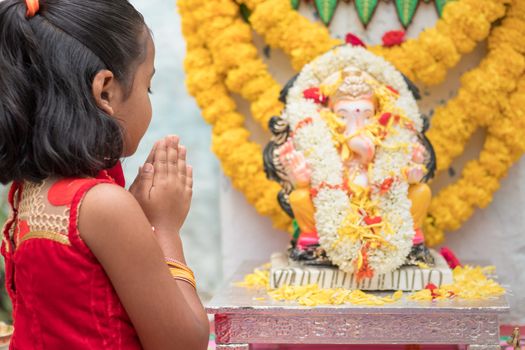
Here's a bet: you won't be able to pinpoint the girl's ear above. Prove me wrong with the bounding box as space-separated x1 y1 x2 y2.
92 70 118 116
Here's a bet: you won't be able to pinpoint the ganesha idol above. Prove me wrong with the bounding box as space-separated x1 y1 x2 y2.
264 46 439 282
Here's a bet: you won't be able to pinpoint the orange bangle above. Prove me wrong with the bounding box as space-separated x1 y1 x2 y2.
169 268 195 281
166 260 194 276
165 258 196 289
169 269 196 289
174 277 197 290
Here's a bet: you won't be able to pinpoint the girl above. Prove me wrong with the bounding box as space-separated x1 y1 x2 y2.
0 0 209 349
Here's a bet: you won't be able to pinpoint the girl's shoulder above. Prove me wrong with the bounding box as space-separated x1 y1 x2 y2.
48 175 138 254
46 163 127 208
72 175 151 245
47 177 107 207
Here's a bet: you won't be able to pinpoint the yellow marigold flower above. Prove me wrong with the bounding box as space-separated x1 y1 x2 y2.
213 112 245 136
225 61 268 93
210 20 253 49
419 28 460 68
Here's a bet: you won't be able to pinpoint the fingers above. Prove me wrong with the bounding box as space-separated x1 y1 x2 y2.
153 140 168 185
129 141 158 193
178 145 187 178
167 136 179 176
186 165 193 190
151 136 188 189
145 142 157 165
130 163 155 199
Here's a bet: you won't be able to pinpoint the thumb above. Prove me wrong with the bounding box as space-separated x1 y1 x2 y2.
134 163 155 198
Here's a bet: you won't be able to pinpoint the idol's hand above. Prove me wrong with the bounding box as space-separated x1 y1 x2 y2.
405 165 425 184
289 151 311 186
412 142 426 163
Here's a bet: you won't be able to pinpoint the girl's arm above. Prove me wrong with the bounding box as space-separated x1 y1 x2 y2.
78 139 209 350
129 136 208 329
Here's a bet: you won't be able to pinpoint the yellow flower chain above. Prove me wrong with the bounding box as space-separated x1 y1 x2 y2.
179 1 291 230
239 0 341 72
187 1 283 130
240 0 510 85
424 0 525 245
178 0 525 245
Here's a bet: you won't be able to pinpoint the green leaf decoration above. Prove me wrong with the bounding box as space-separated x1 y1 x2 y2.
314 0 339 26
423 0 432 3
239 3 251 23
292 220 301 241
435 0 452 16
395 0 419 28
355 0 379 26
291 0 301 10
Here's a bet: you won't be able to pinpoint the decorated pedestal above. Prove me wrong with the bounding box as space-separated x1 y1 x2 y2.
208 261 509 350
270 249 453 290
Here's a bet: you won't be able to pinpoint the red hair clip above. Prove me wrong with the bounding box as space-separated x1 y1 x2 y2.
25 0 39 18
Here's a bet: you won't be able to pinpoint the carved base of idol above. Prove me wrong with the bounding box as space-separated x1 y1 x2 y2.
270 249 452 291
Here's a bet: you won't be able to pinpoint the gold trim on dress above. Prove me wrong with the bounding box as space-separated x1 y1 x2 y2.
18 231 70 247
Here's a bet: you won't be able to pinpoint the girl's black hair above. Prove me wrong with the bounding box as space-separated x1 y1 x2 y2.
0 0 147 184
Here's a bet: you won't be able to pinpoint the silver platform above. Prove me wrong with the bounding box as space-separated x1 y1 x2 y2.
207 261 509 349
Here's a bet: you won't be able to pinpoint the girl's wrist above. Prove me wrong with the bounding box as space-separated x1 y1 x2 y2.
153 228 186 262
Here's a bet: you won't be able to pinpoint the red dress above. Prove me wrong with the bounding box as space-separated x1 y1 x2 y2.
1 164 143 349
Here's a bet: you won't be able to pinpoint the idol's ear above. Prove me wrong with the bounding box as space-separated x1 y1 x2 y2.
419 131 437 182
279 74 299 104
91 69 118 116
402 73 421 100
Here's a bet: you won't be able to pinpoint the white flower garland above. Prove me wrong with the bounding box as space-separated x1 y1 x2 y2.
283 46 422 274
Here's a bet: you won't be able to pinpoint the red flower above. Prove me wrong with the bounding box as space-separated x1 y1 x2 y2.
425 283 440 299
440 247 462 269
378 112 392 126
364 216 382 225
425 283 438 291
345 33 366 48
303 87 328 104
295 117 313 131
379 177 394 194
356 245 374 281
382 30 405 47
386 85 399 95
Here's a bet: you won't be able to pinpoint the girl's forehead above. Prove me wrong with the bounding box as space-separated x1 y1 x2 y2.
137 35 156 73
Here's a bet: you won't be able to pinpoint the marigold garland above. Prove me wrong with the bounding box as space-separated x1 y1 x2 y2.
178 0 525 246
185 1 282 131
179 2 291 230
239 0 510 85
423 0 525 245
